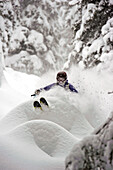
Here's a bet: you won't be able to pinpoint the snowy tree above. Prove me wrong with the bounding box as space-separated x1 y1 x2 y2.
0 0 17 86
0 38 7 87
1 0 112 75
4 0 73 75
65 112 113 170
64 0 113 71
0 1 113 169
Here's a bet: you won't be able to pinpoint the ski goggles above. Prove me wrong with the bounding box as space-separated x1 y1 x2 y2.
57 77 66 82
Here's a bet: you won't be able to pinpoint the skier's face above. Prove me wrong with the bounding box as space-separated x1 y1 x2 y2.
57 77 66 86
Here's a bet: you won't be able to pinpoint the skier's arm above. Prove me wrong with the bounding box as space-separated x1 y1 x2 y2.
35 83 56 94
42 83 56 91
69 84 78 93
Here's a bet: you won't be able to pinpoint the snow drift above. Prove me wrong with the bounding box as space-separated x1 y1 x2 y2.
0 66 113 170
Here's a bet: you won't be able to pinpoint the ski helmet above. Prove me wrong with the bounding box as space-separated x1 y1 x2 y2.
56 71 67 81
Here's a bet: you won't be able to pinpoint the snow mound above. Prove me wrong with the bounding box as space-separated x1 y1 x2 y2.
0 84 28 118
65 112 113 170
0 88 94 139
0 135 64 170
6 120 78 157
1 67 112 169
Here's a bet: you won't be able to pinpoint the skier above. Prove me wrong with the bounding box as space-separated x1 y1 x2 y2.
35 71 78 95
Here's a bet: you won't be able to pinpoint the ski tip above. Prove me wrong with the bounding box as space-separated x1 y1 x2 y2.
34 107 42 110
31 94 36 97
40 97 49 107
33 101 42 110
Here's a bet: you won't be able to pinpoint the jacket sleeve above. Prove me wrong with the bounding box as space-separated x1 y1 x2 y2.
69 84 78 93
39 83 56 91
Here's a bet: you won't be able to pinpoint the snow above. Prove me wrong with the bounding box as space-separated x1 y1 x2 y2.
65 111 113 169
1 0 113 169
0 65 113 169
28 30 43 44
75 3 97 40
102 18 113 42
0 16 5 31
98 50 113 72
109 0 113 5
69 0 82 6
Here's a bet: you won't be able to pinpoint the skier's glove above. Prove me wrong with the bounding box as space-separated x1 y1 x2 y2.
35 89 40 95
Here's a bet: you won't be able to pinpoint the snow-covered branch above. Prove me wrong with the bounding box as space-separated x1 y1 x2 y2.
65 112 113 170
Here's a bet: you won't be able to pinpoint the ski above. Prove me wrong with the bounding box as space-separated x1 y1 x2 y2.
40 97 49 107
32 95 49 111
33 101 42 110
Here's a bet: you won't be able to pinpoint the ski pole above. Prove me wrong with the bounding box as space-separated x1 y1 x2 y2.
108 91 113 94
31 94 36 97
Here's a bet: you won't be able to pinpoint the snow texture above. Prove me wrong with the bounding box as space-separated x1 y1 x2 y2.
65 112 113 170
0 0 113 169
0 65 113 169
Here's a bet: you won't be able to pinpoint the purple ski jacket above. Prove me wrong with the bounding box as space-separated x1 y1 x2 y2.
39 80 78 93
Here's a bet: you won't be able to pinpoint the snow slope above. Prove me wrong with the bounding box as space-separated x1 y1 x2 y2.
0 67 113 169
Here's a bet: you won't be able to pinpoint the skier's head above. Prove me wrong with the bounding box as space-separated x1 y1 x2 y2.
56 71 67 86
